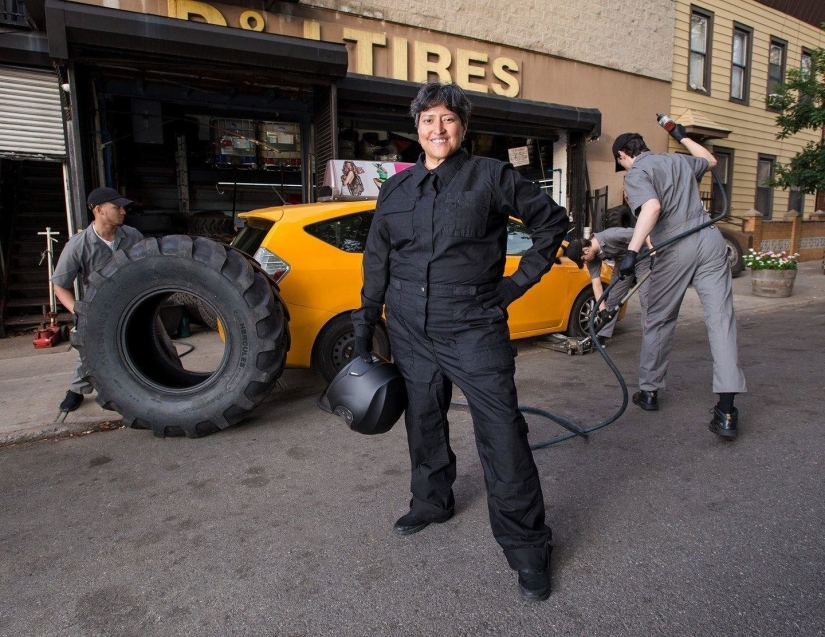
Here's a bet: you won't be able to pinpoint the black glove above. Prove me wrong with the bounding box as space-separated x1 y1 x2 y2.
649 253 656 271
669 123 687 142
479 277 523 310
353 335 373 362
619 250 638 279
597 308 613 326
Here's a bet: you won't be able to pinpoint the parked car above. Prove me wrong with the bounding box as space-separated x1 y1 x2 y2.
233 198 616 382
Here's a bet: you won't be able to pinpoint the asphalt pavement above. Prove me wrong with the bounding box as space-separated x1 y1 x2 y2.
1 262 824 635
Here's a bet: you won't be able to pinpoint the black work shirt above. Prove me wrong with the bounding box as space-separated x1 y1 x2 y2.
352 148 568 338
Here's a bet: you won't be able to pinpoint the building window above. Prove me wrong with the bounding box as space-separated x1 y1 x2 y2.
789 188 804 215
730 25 751 103
767 38 787 110
801 48 814 104
756 155 775 219
801 49 813 76
689 8 713 93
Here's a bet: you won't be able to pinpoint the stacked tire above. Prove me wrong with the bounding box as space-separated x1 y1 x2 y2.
73 235 289 438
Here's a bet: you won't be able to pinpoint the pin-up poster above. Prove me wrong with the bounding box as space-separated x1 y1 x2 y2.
324 160 415 197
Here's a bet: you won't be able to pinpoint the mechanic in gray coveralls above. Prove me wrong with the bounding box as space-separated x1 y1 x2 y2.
613 124 747 440
565 227 651 341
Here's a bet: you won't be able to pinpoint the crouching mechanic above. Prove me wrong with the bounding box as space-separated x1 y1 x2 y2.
52 187 144 413
351 82 569 601
565 227 652 341
614 124 747 440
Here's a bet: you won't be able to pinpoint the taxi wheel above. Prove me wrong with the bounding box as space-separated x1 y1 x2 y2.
313 315 391 384
565 288 596 338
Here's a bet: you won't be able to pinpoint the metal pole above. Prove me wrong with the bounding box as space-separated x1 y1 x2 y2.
37 227 60 314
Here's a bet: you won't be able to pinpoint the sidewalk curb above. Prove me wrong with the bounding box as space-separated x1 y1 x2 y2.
0 419 123 448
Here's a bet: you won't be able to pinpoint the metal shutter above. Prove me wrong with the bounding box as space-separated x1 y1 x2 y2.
312 84 338 193
0 66 66 159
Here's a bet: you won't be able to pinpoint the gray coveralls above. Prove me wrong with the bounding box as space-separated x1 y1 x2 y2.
623 151 747 394
52 224 145 393
586 227 651 338
352 148 568 572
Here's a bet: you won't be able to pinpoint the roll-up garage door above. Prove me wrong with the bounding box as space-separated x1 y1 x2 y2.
0 66 66 159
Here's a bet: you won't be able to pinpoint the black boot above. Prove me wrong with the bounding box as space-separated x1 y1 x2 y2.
393 510 453 536
632 390 658 411
518 567 551 601
709 406 739 440
59 390 84 412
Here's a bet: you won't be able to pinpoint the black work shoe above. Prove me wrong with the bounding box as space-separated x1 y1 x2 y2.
393 511 452 536
709 406 739 440
59 390 84 412
632 390 659 411
518 567 551 601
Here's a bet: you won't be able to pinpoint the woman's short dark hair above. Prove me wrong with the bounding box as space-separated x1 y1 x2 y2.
410 82 472 128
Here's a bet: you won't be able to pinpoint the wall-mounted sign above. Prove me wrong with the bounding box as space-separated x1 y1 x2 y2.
508 146 530 167
166 0 521 97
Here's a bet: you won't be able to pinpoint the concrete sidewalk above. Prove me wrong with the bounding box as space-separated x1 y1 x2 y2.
2 260 822 447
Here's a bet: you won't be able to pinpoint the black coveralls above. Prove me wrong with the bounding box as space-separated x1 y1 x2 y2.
352 148 568 571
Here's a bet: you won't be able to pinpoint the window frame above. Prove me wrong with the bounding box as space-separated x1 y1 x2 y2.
788 187 804 215
711 147 734 217
755 154 776 220
729 23 752 105
766 37 788 111
688 6 714 95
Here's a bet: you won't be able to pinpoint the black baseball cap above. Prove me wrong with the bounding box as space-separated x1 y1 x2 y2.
566 239 585 269
612 133 643 172
87 187 133 208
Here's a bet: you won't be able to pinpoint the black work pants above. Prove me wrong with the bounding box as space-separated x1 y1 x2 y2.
385 277 552 571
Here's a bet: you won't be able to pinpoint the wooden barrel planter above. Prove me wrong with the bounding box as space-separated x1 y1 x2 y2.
750 269 797 298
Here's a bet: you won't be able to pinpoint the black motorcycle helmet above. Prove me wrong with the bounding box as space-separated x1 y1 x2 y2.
324 355 407 435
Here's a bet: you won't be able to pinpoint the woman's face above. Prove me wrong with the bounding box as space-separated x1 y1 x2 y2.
417 104 467 169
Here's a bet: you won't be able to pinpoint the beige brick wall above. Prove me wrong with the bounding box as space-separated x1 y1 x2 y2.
303 0 676 81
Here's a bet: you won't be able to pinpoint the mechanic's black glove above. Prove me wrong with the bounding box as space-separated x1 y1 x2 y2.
597 308 613 326
669 123 687 142
649 253 656 271
479 277 523 310
353 335 373 362
619 250 638 279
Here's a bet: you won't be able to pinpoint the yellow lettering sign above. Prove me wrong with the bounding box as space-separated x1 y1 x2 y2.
167 2 522 97
492 57 519 97
391 37 408 81
343 28 387 75
240 10 264 31
413 41 452 83
167 0 226 25
303 20 321 41
455 48 488 93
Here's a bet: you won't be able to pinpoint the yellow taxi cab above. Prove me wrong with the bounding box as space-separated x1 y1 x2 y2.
233 198 615 382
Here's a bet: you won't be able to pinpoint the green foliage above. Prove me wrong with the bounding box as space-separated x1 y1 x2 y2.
768 47 825 194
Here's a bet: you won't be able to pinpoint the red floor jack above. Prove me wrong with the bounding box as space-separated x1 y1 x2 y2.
33 227 69 349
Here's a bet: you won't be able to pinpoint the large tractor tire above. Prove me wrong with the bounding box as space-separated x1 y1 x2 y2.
168 292 219 330
603 204 636 229
72 235 289 438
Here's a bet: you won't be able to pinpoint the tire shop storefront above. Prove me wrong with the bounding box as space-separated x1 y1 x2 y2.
331 74 600 233
44 0 348 240
0 31 70 335
50 0 606 228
